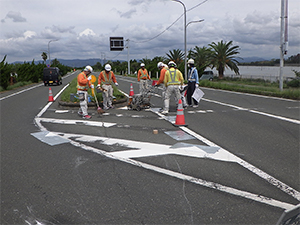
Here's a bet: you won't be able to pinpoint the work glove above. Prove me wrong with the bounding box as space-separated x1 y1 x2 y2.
196 83 199 88
115 82 119 86
90 84 94 89
87 75 92 81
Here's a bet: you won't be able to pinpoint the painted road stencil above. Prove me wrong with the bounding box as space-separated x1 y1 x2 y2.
32 85 300 215
42 131 296 211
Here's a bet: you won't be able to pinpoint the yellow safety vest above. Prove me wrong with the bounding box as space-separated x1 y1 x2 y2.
165 68 181 86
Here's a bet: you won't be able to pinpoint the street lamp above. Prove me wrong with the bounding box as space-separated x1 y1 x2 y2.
48 39 58 67
171 0 187 80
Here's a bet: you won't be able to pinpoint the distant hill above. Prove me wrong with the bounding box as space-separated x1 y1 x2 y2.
13 57 270 66
237 57 269 63
13 58 113 67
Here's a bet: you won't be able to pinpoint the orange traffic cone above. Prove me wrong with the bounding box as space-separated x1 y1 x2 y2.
48 87 54 102
174 99 187 126
129 83 134 96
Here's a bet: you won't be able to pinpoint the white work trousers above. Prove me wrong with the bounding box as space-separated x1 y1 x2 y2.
77 90 88 116
164 85 181 112
139 79 148 93
102 84 113 108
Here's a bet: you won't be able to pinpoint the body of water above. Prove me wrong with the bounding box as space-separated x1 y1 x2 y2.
210 66 300 82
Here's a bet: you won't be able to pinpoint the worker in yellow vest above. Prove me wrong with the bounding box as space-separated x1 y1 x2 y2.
160 61 184 114
137 63 151 93
77 65 94 119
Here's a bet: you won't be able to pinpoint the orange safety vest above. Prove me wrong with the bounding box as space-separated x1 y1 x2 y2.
77 72 90 91
139 68 148 79
101 71 113 85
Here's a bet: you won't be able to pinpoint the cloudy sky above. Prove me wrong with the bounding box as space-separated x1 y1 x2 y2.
0 0 299 64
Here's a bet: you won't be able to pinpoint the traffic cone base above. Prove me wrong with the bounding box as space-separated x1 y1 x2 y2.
48 87 54 102
129 83 134 96
174 99 187 127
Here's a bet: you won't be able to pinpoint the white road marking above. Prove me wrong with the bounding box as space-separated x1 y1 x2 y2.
150 108 300 201
35 117 116 128
32 83 299 211
202 98 300 125
0 72 75 101
53 132 295 210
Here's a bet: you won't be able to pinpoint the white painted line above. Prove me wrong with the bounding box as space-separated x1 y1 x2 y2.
57 132 295 210
180 126 300 201
201 87 299 102
0 83 44 101
36 83 70 118
202 98 300 125
35 118 116 128
0 72 75 101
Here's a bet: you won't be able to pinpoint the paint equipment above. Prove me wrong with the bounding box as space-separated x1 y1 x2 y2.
93 88 104 114
90 75 104 114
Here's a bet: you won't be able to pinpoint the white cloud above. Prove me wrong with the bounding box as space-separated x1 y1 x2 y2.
1 11 26 23
0 0 299 63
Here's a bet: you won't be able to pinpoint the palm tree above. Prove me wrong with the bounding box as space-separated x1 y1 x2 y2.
208 40 241 79
41 52 47 64
191 46 213 76
166 49 184 66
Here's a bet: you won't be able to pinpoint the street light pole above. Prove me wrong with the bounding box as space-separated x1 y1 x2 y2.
48 39 58 67
171 0 187 80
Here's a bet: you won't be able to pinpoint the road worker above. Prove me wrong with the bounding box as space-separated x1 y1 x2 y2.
137 63 151 93
97 64 118 110
156 62 168 111
77 65 94 119
160 61 184 114
187 58 199 107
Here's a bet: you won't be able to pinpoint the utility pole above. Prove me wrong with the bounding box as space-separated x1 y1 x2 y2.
126 39 130 75
48 39 58 67
279 0 288 91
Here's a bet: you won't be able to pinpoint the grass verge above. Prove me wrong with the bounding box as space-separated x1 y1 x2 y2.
60 77 125 103
199 79 300 100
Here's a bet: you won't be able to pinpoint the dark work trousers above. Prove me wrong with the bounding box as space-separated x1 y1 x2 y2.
187 81 198 106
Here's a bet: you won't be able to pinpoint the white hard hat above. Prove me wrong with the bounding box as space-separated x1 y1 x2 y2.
188 59 194 64
105 64 111 71
168 61 176 67
140 63 145 67
84 65 93 73
157 62 163 68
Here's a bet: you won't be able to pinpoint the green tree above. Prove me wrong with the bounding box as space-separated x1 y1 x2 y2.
209 40 240 79
191 46 213 76
166 49 184 66
0 55 12 90
51 58 60 67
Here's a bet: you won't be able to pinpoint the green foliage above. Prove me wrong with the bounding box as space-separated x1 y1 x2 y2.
208 40 241 78
0 55 12 90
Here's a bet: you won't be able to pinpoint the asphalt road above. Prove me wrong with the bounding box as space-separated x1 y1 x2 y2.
1 71 299 225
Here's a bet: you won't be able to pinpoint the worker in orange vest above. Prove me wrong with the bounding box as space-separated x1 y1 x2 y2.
77 65 94 119
97 64 118 110
156 62 168 111
137 63 151 93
